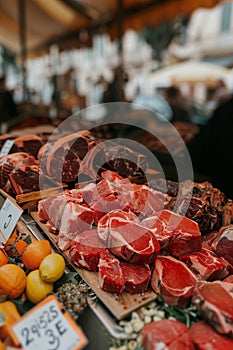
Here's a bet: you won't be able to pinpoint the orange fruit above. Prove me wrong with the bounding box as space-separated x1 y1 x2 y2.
15 240 28 255
22 240 51 270
0 250 8 267
0 264 26 298
0 301 21 340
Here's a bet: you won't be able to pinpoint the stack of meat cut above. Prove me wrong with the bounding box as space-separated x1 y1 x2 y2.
38 169 233 347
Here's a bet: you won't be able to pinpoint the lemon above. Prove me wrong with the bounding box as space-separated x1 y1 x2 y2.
26 269 53 304
39 253 66 283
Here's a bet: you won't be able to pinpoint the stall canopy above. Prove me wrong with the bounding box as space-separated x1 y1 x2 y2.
150 60 230 88
0 0 221 57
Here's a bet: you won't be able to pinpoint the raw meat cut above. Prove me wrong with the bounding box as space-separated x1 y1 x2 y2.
98 210 160 264
142 209 201 257
212 225 233 265
124 184 165 218
10 135 43 158
223 275 233 283
8 164 40 194
180 247 230 281
192 280 233 337
0 152 36 188
69 230 106 271
45 131 91 182
57 202 95 250
151 178 231 233
38 185 96 228
98 250 124 295
98 209 140 243
142 319 194 350
120 262 151 294
151 255 197 307
189 321 233 349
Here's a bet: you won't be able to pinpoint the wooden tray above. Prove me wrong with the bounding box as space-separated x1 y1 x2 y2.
31 212 157 320
16 185 67 211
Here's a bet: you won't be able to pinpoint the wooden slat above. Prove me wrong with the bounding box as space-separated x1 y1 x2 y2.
33 0 88 29
31 212 157 320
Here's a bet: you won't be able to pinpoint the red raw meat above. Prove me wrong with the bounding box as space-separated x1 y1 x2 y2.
142 319 194 350
223 275 233 283
69 230 106 271
180 247 230 281
57 202 95 250
142 209 201 257
124 184 165 218
98 209 160 264
189 321 233 349
120 262 151 294
98 250 124 295
38 194 59 221
212 225 233 265
98 209 140 243
151 255 197 307
192 281 233 337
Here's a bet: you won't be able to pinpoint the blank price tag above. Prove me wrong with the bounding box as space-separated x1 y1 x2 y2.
0 139 14 156
0 198 23 242
10 295 88 350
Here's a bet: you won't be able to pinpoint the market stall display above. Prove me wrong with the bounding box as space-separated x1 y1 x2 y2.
0 128 233 350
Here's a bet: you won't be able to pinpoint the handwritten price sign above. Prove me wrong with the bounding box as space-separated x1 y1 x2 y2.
10 295 88 350
0 197 23 242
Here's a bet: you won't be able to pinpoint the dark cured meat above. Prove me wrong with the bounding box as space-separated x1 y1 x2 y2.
8 164 40 194
151 255 197 307
189 321 233 349
142 209 201 257
0 152 36 188
10 135 43 158
120 262 151 294
192 281 233 337
45 131 91 183
180 247 230 281
69 230 106 271
212 225 233 265
142 319 194 350
98 250 124 295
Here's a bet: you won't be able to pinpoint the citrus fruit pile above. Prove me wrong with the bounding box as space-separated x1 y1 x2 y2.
0 232 66 304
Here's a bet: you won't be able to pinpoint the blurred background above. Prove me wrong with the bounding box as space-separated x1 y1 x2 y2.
1 0 233 196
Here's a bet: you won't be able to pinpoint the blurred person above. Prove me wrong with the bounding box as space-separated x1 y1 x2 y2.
102 66 128 103
0 75 18 134
212 79 230 108
187 94 233 199
164 86 193 123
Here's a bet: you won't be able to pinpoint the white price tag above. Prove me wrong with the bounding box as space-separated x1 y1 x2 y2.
0 198 23 242
0 139 14 156
11 296 88 350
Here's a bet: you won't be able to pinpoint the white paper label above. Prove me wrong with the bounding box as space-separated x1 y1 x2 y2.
0 139 14 156
0 198 23 242
12 298 87 350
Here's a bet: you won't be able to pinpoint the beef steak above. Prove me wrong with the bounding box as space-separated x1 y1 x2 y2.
192 280 233 337
151 255 197 307
142 319 194 350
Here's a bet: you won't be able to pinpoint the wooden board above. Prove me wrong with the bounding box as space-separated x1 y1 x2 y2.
31 212 157 320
